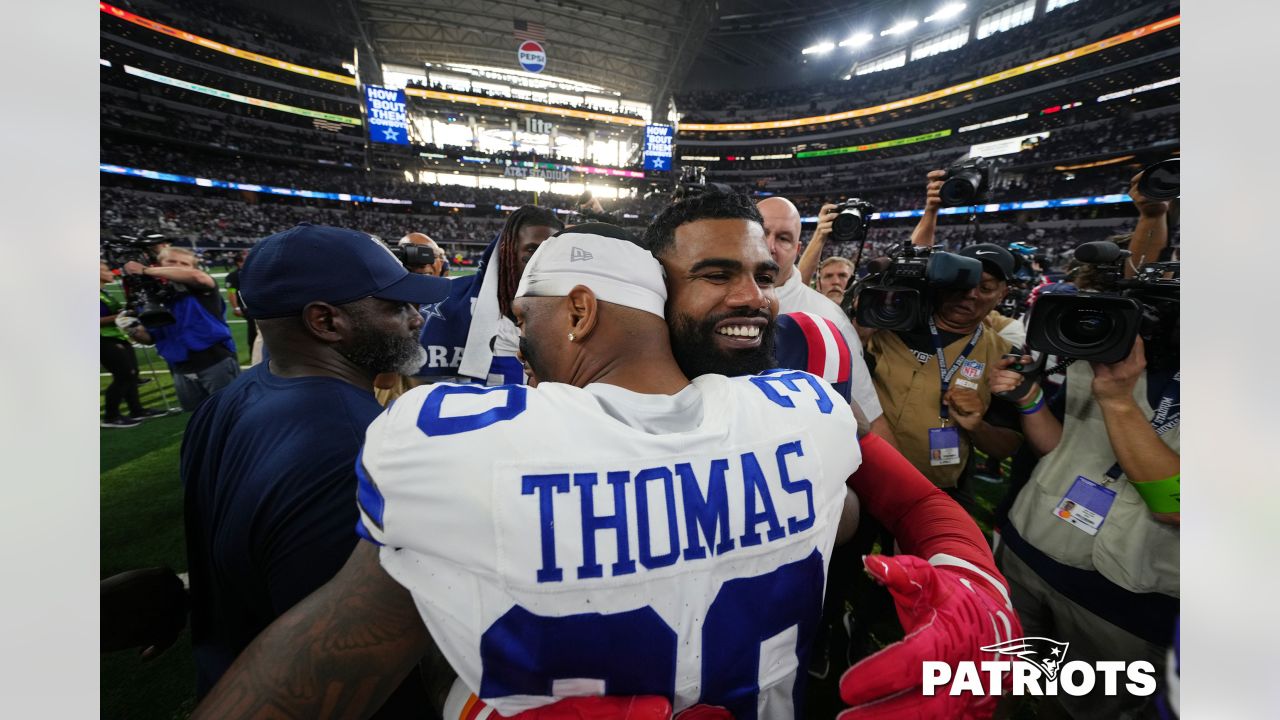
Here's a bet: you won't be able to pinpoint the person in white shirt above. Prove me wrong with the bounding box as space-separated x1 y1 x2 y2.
757 196 896 445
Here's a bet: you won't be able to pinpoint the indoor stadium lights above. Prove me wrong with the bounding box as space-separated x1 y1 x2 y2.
880 19 919 36
925 3 967 22
801 41 837 55
838 32 874 48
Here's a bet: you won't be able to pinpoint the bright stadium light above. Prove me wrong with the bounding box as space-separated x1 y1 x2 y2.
802 41 837 55
925 3 967 22
880 19 919 36
838 32 874 48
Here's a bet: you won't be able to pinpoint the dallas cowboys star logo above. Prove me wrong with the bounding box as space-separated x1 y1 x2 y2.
382 127 400 141
652 157 667 169
420 301 445 324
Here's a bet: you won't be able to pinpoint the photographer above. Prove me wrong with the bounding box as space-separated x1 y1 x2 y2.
120 247 239 411
984 169 1179 715
862 244 1024 499
816 256 856 304
398 232 445 276
100 260 163 428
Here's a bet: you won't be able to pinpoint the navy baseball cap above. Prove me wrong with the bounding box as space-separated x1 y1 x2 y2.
958 243 1016 282
239 223 451 319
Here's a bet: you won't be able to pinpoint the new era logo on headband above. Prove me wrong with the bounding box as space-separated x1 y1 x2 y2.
570 247 594 262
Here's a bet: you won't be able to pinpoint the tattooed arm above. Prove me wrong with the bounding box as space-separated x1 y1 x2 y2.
192 542 436 719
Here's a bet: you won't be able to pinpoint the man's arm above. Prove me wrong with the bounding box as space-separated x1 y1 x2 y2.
123 260 217 289
797 203 838 285
909 170 947 248
192 542 433 720
943 387 1022 459
1124 171 1171 279
988 355 1063 456
227 288 243 317
1091 337 1179 524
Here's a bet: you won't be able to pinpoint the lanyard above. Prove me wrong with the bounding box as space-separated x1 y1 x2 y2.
928 316 983 421
1104 371 1180 481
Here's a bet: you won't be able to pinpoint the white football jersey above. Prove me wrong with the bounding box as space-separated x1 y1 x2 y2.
357 370 861 720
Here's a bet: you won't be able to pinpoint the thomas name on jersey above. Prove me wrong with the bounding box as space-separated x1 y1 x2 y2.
499 435 824 586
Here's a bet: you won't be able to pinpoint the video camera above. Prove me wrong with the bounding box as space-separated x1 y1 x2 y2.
940 155 996 207
852 241 985 332
101 232 177 328
830 198 875 244
673 165 734 202
389 242 439 268
1025 240 1179 365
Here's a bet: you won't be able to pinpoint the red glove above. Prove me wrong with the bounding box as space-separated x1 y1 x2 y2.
837 554 1022 720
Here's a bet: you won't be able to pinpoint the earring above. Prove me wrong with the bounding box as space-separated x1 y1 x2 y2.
568 332 576 342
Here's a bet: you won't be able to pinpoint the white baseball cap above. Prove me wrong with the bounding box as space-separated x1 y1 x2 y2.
515 224 667 319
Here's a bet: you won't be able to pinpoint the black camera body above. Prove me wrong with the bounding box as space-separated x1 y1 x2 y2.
673 165 734 202
1135 158 1179 201
389 243 439 268
101 233 178 328
940 156 996 207
830 198 875 244
854 242 984 332
1025 241 1178 365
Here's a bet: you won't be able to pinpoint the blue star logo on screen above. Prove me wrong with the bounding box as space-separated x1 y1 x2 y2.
651 157 667 169
382 128 400 141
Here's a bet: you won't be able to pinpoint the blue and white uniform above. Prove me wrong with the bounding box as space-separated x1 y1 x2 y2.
356 370 861 719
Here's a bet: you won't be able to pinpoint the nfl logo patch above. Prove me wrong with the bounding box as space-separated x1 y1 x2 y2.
960 359 985 380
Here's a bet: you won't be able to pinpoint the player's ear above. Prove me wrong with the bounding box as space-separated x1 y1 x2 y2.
565 285 598 342
301 301 343 342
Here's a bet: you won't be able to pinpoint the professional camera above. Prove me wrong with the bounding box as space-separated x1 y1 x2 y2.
853 241 984 331
673 165 734 201
388 242 439 269
1024 240 1179 365
830 198 875 244
940 155 996 207
101 232 177 328
1135 158 1179 201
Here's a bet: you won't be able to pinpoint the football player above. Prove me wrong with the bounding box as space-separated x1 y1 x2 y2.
194 225 864 719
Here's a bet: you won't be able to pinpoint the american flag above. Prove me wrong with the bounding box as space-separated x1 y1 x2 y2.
513 19 546 42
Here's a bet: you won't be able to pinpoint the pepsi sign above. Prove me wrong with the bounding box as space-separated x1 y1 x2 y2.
518 40 546 73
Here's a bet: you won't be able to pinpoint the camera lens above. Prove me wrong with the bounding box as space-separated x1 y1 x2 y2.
831 209 864 242
856 287 921 331
940 171 981 206
1060 309 1114 346
1136 158 1179 201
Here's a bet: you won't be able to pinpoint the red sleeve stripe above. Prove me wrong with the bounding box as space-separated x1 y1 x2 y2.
788 311 852 383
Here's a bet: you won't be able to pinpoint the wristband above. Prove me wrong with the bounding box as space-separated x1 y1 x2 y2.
1017 388 1045 414
1131 474 1180 514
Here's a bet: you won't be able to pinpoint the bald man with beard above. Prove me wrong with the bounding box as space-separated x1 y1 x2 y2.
757 196 895 444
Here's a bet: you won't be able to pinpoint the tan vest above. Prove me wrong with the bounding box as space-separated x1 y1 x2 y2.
866 326 1012 488
1007 361 1180 597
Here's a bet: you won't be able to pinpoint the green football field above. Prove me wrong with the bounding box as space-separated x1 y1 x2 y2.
98 266 1027 719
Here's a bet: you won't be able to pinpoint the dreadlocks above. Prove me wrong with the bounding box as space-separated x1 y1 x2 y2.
496 205 563 321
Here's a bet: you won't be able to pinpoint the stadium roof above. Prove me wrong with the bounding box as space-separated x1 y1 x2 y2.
352 0 716 110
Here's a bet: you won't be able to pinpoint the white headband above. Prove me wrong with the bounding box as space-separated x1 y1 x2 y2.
515 228 667 318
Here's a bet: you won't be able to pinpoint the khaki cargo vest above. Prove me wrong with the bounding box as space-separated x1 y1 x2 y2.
866 327 1012 488
1007 361 1179 598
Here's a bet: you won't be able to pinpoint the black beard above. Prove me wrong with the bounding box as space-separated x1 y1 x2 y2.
337 319 427 376
518 334 544 382
669 309 777 379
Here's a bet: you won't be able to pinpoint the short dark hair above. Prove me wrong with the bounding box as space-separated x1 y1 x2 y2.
640 191 763 258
